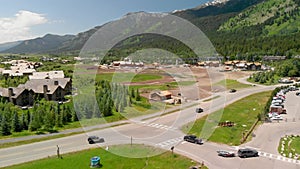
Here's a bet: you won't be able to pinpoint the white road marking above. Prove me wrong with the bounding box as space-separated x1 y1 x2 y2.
232 146 300 164
155 137 183 148
141 123 178 130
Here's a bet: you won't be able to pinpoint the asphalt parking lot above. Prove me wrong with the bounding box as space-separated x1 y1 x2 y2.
280 90 300 122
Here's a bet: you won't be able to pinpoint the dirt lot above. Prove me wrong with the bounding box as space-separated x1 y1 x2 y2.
98 66 251 101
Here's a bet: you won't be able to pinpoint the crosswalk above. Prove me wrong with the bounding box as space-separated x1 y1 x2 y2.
259 151 300 164
232 146 300 165
155 137 183 148
138 121 178 131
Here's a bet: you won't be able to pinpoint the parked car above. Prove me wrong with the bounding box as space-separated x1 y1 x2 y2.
272 99 283 104
271 115 283 121
183 135 203 144
271 103 284 108
87 136 105 144
229 89 237 93
195 108 204 113
238 148 259 158
217 150 235 157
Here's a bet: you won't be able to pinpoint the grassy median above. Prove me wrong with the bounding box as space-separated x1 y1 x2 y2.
182 91 272 146
215 79 252 89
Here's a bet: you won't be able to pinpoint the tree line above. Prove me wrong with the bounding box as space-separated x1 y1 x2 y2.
74 80 141 119
0 79 144 136
0 99 76 136
249 58 300 84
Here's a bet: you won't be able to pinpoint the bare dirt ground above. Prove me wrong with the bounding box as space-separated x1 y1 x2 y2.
98 66 251 101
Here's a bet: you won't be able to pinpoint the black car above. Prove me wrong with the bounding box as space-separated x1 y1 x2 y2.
229 89 237 93
183 135 203 144
195 108 204 113
87 136 105 144
238 148 259 158
217 150 235 157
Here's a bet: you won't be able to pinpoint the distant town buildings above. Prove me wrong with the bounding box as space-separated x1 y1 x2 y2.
112 57 144 68
220 60 262 71
29 71 65 80
197 61 220 67
1 60 42 77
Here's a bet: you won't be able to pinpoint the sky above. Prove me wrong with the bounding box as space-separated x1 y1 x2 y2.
0 0 207 44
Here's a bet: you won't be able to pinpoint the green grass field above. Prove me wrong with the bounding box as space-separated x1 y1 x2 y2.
96 73 162 83
5 144 204 169
182 91 272 146
278 135 300 160
215 79 252 90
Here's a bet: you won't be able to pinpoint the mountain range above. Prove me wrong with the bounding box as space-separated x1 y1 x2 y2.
2 0 300 57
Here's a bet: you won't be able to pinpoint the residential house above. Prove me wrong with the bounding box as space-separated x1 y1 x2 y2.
150 90 181 105
150 90 172 101
0 87 34 106
0 78 71 106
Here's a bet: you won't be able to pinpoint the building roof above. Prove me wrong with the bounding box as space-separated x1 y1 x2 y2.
224 61 233 65
25 78 70 94
0 86 26 99
0 78 71 99
156 90 172 97
29 71 65 80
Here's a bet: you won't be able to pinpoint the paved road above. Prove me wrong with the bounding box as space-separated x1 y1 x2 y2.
1 84 298 169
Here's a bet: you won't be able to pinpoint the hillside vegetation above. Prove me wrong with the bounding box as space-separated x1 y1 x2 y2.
4 0 300 58
219 0 300 36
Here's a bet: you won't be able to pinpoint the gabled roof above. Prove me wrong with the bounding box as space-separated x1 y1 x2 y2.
0 86 26 99
25 78 70 94
0 77 71 99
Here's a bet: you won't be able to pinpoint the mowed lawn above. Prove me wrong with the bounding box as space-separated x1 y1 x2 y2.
278 135 300 159
96 73 162 83
215 79 252 90
182 91 272 146
6 144 203 169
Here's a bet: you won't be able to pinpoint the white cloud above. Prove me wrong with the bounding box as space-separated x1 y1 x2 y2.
0 10 48 43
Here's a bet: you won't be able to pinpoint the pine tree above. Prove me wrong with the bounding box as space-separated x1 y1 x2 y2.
131 88 135 98
136 88 141 101
11 112 21 132
1 114 11 136
71 109 79 122
20 112 28 130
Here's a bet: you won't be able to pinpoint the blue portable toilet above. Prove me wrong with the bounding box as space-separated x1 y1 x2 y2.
90 156 100 168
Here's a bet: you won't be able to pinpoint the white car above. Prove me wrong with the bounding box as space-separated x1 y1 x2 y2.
271 115 283 121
